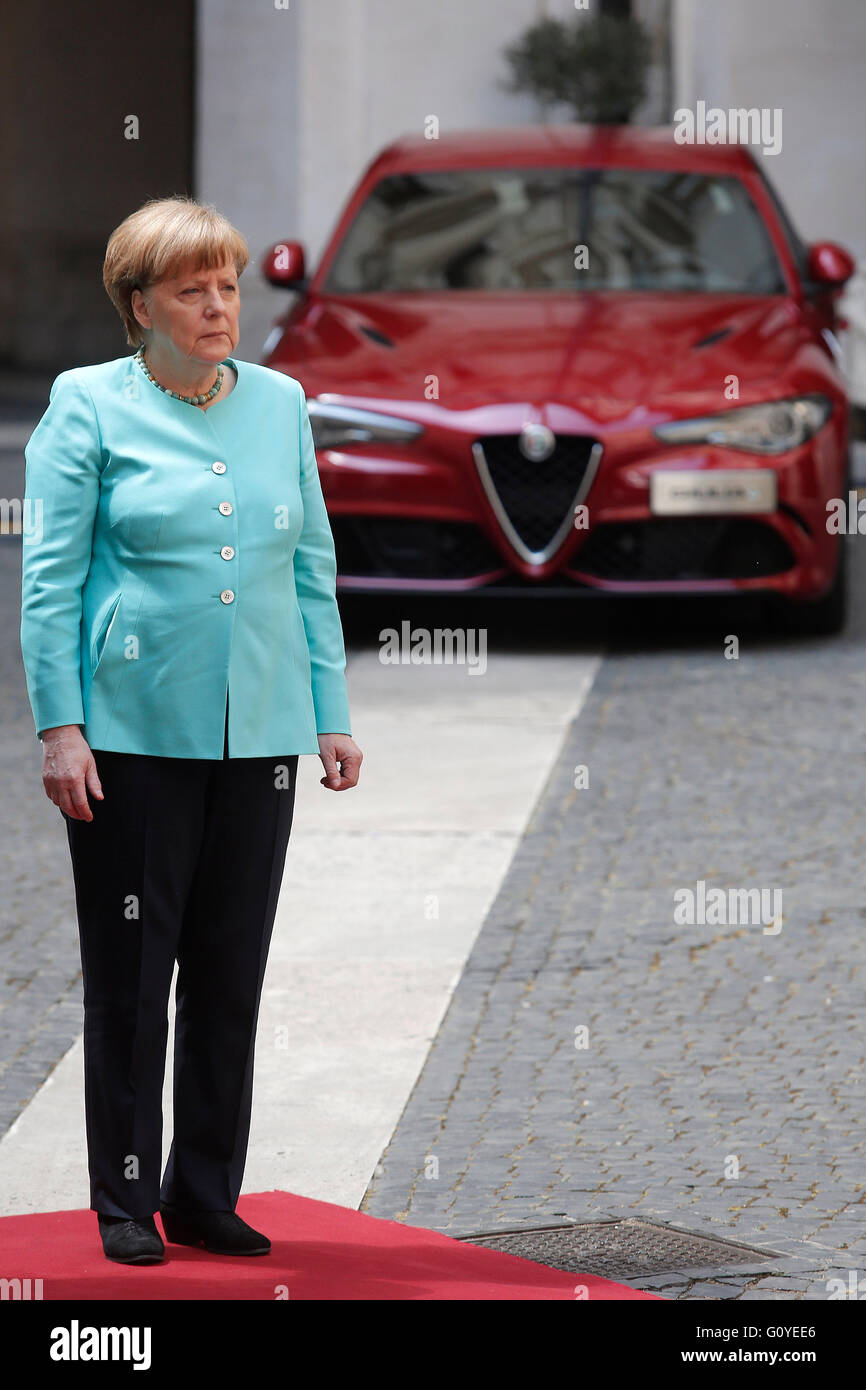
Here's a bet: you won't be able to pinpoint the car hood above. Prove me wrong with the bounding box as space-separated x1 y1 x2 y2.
279 292 814 424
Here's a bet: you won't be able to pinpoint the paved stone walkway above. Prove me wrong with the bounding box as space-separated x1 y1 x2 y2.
362 540 866 1298
0 521 87 1138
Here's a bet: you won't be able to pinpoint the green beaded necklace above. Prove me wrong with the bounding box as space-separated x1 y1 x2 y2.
135 344 223 406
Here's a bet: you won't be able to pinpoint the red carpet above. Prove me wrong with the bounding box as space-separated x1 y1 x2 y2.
0 1191 661 1300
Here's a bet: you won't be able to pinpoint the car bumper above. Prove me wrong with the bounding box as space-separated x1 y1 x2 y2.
320 425 848 603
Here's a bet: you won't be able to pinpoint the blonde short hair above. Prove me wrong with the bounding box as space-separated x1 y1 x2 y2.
103 195 250 348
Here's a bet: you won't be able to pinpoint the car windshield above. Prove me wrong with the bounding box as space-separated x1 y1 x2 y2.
321 166 786 294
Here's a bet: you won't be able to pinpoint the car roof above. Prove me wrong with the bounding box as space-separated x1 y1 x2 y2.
362 125 758 179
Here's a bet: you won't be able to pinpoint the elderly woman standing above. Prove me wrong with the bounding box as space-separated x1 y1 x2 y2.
20 195 362 1265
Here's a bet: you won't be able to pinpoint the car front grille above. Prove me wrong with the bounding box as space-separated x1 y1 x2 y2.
571 518 796 582
473 434 600 560
330 516 504 581
330 512 796 587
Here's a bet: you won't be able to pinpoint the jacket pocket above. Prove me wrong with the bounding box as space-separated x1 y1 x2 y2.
91 589 122 672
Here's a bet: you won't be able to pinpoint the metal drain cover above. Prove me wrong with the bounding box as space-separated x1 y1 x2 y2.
458 1219 777 1279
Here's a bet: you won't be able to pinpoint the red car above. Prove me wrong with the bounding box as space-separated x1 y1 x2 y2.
261 126 856 633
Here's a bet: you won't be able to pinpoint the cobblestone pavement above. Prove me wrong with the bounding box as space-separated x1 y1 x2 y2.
0 388 91 1134
362 537 866 1299
0 504 88 1136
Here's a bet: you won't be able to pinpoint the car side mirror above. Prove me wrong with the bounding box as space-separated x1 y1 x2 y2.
261 241 307 288
807 241 856 288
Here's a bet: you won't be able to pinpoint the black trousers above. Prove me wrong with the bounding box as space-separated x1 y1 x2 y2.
63 698 299 1218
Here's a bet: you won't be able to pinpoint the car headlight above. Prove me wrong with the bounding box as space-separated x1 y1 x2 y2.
307 400 425 449
653 395 832 455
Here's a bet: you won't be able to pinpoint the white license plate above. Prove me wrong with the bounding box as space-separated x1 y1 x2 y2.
650 469 777 515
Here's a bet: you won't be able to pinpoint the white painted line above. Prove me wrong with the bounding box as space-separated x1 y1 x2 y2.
0 646 602 1215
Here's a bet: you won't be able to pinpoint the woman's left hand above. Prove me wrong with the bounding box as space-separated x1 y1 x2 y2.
317 733 363 790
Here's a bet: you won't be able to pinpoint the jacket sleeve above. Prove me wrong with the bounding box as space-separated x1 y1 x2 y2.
20 370 102 739
293 381 352 737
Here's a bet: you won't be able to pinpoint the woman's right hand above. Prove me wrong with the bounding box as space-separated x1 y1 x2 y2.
41 726 104 821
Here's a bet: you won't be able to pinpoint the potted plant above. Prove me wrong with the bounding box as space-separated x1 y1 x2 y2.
502 13 652 124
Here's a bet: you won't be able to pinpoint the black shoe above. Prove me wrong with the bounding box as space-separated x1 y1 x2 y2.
98 1213 165 1265
159 1203 270 1255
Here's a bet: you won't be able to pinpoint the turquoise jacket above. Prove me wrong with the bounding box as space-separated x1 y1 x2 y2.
20 354 352 758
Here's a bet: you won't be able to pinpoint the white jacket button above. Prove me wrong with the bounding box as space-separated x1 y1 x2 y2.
218 501 233 515
220 589 235 604
220 545 235 560
212 461 227 473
